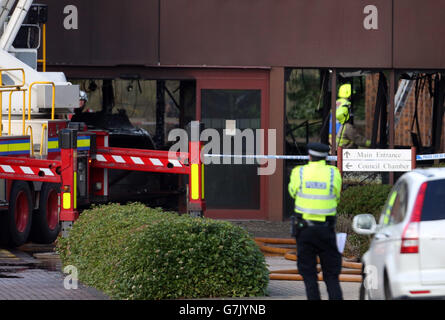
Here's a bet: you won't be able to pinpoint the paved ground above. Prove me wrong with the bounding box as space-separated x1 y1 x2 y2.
0 219 360 300
0 248 108 300
0 245 360 300
265 256 360 300
0 219 361 300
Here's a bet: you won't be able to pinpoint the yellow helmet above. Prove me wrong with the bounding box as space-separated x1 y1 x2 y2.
336 105 350 124
338 83 352 99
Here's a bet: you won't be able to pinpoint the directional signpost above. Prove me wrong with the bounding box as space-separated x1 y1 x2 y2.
342 149 413 172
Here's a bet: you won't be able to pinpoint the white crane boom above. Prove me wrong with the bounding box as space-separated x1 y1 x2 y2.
0 0 16 37
0 0 33 50
0 0 79 119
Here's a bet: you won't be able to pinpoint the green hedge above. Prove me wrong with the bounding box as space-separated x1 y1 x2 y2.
56 203 269 300
337 184 393 217
336 184 392 258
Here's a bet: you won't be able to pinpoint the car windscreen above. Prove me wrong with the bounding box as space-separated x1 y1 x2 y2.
422 179 445 221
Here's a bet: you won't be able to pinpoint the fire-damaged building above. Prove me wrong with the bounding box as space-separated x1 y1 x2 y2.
33 0 445 221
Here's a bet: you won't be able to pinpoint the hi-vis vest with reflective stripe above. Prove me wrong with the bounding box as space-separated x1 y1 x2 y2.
288 160 342 222
383 190 398 225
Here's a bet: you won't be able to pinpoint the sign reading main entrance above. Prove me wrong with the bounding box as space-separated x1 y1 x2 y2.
342 149 412 172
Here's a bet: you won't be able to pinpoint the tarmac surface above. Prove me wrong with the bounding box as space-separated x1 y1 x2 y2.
0 247 108 300
0 244 360 300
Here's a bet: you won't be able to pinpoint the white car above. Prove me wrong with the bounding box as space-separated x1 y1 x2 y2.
353 168 445 300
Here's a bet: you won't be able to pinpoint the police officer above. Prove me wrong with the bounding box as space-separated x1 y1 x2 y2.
288 142 343 300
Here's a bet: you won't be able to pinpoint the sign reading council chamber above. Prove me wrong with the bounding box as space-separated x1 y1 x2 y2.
342 149 412 172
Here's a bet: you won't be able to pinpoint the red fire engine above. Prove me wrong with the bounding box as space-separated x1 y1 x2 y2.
0 1 205 247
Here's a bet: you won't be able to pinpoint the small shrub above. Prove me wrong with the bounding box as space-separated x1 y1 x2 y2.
57 203 169 293
337 184 393 217
57 203 269 299
336 184 392 258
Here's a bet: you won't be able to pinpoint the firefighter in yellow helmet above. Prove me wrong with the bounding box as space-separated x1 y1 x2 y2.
288 142 343 300
329 84 352 142
336 103 371 149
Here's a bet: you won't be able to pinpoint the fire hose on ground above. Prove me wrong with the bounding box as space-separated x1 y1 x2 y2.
254 237 363 283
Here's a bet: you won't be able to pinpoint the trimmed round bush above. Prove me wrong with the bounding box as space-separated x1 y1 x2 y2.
57 203 269 299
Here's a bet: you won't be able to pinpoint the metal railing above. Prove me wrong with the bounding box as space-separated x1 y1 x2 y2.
39 123 47 156
0 88 28 137
26 125 34 157
0 68 27 137
0 68 26 88
0 72 56 158
7 89 27 136
28 81 55 121
0 70 56 158
36 23 46 72
28 82 55 157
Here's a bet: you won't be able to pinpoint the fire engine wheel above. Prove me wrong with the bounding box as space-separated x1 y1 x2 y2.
31 183 61 244
6 181 33 247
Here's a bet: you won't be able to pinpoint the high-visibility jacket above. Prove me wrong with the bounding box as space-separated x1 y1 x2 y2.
382 190 398 225
336 123 371 149
336 98 351 108
288 160 342 222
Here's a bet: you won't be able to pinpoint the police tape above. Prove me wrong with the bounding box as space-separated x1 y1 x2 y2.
416 153 445 161
203 154 337 161
205 153 445 162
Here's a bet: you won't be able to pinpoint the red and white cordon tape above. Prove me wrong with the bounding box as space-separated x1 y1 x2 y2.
0 164 56 176
95 154 184 168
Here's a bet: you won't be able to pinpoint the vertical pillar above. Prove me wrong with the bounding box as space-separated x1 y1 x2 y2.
102 79 114 114
331 69 337 155
389 70 396 185
269 67 284 221
155 80 166 148
337 147 343 176
59 128 78 235
187 121 206 217
411 147 417 170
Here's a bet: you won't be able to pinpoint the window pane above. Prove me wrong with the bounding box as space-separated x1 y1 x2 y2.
422 180 445 221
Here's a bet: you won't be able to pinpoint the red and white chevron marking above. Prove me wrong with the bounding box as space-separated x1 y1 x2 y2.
95 154 184 168
0 164 57 176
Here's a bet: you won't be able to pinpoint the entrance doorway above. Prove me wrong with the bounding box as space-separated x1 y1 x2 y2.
196 70 269 219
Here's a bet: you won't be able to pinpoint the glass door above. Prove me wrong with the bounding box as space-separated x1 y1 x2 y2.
196 71 269 219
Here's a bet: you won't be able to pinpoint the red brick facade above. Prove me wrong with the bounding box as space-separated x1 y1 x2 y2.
365 74 440 149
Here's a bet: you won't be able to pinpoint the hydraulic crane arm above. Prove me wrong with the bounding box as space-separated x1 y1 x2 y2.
0 0 16 37
0 0 33 50
0 0 79 116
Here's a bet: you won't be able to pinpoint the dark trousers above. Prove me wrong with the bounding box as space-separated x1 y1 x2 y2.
296 225 343 300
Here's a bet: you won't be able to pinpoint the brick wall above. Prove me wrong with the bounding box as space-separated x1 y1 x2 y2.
365 74 438 149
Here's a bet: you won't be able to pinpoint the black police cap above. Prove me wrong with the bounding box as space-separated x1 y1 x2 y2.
307 142 330 157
